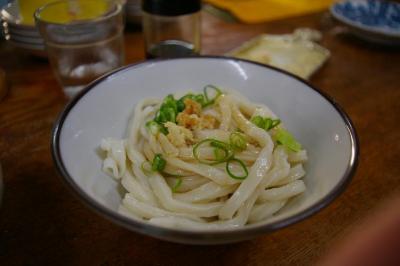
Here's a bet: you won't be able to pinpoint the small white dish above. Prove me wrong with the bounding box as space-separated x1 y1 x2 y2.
8 33 43 44
1 1 45 55
6 24 41 37
52 57 358 244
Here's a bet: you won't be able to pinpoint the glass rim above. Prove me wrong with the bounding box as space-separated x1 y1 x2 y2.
34 0 123 26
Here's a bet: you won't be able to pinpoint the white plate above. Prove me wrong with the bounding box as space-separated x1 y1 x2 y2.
8 33 43 44
7 24 40 36
52 57 358 244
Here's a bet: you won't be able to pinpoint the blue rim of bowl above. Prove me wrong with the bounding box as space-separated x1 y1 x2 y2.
51 56 359 241
330 0 400 38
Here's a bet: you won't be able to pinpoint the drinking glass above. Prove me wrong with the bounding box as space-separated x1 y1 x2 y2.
35 0 125 98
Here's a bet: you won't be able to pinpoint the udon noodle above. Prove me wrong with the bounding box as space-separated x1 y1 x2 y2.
100 86 307 230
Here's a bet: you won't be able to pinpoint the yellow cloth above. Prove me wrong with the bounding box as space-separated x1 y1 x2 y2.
205 0 334 24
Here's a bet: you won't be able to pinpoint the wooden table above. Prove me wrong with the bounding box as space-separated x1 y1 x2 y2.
0 11 399 266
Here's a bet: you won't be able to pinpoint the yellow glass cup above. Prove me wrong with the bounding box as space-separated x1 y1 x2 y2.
35 0 125 98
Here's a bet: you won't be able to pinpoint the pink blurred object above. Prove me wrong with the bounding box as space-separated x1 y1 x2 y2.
318 195 400 266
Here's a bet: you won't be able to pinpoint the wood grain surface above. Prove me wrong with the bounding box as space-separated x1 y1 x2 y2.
0 11 399 266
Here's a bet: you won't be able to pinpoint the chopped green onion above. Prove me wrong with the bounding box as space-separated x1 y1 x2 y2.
163 107 176 122
251 116 281 131
270 119 281 129
150 85 223 132
251 116 265 129
226 158 248 180
203 85 222 106
155 111 169 124
154 109 166 123
194 94 206 106
176 98 185 112
177 93 205 109
214 147 227 161
145 120 168 135
209 140 233 161
209 139 230 150
179 93 194 101
141 161 153 176
193 139 233 165
172 178 183 193
145 121 161 135
264 118 272 130
229 132 247 151
162 94 178 113
153 94 180 125
155 106 176 123
177 94 189 110
274 128 302 152
152 154 166 172
159 125 168 135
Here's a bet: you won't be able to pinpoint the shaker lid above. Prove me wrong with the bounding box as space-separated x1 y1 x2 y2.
142 0 201 16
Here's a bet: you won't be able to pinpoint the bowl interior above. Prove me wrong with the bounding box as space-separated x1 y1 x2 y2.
54 57 357 242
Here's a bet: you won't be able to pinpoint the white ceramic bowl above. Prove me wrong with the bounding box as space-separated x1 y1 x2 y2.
52 57 359 244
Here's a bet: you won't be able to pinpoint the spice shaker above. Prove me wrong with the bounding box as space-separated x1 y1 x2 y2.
142 0 201 59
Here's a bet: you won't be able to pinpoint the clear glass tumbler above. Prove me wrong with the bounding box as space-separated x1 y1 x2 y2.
35 0 125 98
